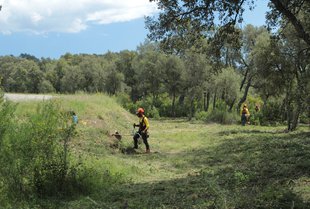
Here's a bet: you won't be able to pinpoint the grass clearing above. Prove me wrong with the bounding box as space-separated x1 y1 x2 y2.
10 94 310 208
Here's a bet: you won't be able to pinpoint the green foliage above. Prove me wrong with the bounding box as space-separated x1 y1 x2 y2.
38 80 56 93
104 64 124 95
195 109 239 124
215 67 241 109
0 101 78 201
0 94 16 145
0 96 130 207
133 97 160 119
195 100 239 124
0 28 308 129
260 98 284 126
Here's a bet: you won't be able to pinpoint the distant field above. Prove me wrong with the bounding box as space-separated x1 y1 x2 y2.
9 94 310 208
4 93 53 101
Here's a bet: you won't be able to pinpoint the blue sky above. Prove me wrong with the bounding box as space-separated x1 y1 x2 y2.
0 0 269 59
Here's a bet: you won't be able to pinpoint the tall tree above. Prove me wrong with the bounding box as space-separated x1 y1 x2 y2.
147 0 310 46
253 22 309 131
132 42 164 104
183 49 210 119
215 67 241 111
237 25 269 110
104 63 124 95
162 54 186 116
115 50 138 100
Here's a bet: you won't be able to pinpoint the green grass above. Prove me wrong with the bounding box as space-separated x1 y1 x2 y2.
11 94 310 209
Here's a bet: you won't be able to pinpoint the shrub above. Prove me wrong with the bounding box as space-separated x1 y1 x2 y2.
195 110 239 124
260 99 284 125
0 101 79 200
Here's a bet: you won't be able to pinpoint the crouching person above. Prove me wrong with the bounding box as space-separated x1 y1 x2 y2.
133 107 150 153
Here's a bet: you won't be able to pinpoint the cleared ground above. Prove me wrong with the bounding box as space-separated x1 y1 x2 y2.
69 118 310 208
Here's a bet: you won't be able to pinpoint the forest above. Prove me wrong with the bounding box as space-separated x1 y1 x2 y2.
1 22 309 130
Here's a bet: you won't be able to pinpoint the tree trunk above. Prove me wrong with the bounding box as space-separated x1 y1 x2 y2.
291 106 301 131
229 98 236 112
179 94 185 105
285 83 293 131
271 0 310 46
287 103 292 131
237 77 252 111
171 92 176 117
206 91 211 112
188 96 195 120
290 84 303 131
281 98 287 122
213 92 217 110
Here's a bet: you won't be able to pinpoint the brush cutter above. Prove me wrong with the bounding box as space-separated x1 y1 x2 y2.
111 125 141 142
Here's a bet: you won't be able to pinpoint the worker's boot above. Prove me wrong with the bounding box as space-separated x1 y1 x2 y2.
145 149 150 153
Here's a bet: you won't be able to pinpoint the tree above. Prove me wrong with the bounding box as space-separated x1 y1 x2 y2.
79 56 105 92
267 0 310 45
132 42 165 104
147 0 310 46
183 49 211 119
162 54 186 116
237 25 269 110
49 59 68 93
115 50 138 100
215 67 241 112
252 21 309 131
60 65 85 93
0 56 19 92
104 63 124 95
38 80 55 93
1 58 42 93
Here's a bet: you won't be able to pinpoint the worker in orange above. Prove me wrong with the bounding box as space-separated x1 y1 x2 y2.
133 107 150 153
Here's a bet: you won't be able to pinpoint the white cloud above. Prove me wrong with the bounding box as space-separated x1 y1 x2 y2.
0 0 158 34
31 13 43 24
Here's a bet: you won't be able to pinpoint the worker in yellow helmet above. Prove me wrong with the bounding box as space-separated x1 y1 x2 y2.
133 107 150 153
241 104 250 126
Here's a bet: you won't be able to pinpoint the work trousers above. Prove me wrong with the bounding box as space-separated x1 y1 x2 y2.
133 131 149 150
241 114 247 126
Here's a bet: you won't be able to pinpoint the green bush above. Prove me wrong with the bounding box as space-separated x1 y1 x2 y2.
260 99 284 125
117 93 191 118
299 111 310 124
0 95 128 208
195 111 209 121
0 101 79 200
250 110 263 125
195 109 239 124
117 94 160 118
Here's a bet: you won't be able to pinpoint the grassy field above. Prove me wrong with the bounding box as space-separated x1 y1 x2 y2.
14 94 310 209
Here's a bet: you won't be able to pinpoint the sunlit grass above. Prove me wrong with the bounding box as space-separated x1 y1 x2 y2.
10 94 310 208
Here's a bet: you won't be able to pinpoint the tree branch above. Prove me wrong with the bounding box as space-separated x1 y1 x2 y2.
271 0 310 46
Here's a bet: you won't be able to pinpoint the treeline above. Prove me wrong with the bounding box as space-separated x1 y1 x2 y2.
0 24 309 130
